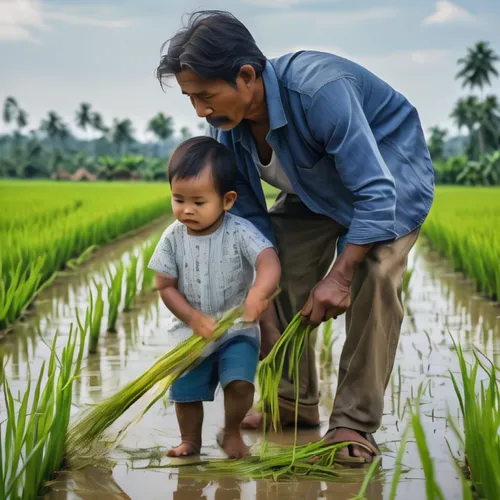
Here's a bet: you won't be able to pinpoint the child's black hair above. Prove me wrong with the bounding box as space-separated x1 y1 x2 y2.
168 136 237 196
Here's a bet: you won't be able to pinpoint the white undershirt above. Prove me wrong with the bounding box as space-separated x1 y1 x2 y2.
256 151 295 194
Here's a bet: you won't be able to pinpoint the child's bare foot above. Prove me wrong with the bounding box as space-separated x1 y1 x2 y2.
166 441 200 457
217 430 250 459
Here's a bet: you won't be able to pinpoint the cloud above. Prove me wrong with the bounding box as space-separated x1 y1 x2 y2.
422 1 478 25
45 12 133 29
0 24 41 43
0 0 134 43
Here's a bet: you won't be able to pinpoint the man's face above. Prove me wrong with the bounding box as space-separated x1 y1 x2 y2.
175 69 250 130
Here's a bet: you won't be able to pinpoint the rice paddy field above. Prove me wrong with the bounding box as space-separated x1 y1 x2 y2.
0 181 499 499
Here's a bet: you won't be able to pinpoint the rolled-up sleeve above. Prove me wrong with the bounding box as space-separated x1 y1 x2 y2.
306 78 397 245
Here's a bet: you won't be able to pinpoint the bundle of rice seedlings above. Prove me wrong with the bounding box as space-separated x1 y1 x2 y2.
133 440 381 485
88 282 105 354
257 312 313 434
0 323 87 499
106 263 124 333
123 254 138 312
65 304 245 469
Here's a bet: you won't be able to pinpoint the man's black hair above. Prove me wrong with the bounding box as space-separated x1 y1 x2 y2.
168 136 237 195
156 10 266 87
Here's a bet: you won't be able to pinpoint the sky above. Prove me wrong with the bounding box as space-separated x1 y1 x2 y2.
1 0 499 142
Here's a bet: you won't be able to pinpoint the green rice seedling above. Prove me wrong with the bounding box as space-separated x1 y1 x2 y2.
140 239 157 295
320 318 335 364
123 255 139 312
409 386 445 500
106 263 124 333
402 266 414 297
388 425 409 500
0 322 87 499
448 337 500 499
349 456 382 499
88 282 105 354
65 304 245 469
0 180 172 330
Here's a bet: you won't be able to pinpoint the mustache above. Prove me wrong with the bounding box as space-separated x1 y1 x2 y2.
206 115 231 127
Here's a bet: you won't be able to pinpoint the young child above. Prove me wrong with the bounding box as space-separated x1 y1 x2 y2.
148 136 281 459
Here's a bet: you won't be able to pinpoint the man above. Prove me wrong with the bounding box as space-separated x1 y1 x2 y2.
156 10 434 464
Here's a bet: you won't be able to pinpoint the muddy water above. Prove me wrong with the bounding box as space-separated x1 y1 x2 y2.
1 227 499 500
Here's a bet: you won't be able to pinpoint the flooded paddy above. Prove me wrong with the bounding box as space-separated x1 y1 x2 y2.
1 224 499 499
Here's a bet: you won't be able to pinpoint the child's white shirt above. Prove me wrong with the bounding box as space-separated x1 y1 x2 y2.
148 212 274 360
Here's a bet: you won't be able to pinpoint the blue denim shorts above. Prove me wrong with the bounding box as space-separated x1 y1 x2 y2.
170 336 259 403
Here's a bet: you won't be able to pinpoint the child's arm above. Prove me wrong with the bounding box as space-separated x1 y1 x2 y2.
155 273 217 339
242 248 281 322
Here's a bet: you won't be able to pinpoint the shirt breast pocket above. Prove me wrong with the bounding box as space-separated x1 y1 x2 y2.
295 155 341 198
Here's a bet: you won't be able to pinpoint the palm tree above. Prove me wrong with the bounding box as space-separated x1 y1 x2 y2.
91 112 108 134
40 111 68 153
146 112 174 156
456 41 499 94
2 96 18 129
16 108 28 132
480 95 500 151
450 96 483 157
75 102 93 153
90 111 108 155
111 119 135 156
427 126 447 161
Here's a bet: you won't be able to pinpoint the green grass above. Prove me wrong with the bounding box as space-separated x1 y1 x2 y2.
0 323 87 498
422 187 500 301
0 180 171 330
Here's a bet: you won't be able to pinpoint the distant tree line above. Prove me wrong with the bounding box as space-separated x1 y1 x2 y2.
0 100 205 180
428 41 500 185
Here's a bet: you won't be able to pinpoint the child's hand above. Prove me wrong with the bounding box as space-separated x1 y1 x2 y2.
242 288 269 323
189 310 217 340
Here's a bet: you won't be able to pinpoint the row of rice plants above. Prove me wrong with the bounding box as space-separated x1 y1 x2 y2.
0 322 87 499
80 236 160 354
422 187 500 301
0 180 171 331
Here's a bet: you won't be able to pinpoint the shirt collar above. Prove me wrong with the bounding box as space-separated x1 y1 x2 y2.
232 59 288 146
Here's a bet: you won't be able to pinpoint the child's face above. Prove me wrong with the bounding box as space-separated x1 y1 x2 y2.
171 165 236 235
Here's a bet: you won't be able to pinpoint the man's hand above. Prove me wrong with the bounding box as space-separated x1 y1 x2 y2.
301 273 351 327
242 288 270 323
188 310 217 340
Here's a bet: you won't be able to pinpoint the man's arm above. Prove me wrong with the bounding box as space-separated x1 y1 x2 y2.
301 78 396 324
306 78 397 245
307 78 397 275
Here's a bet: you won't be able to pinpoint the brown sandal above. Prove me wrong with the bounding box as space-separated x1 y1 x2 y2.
323 428 381 466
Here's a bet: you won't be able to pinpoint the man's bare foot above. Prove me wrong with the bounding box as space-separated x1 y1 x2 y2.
240 411 264 430
217 431 250 459
323 428 379 464
166 441 200 457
